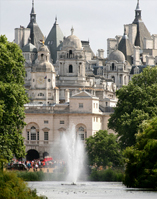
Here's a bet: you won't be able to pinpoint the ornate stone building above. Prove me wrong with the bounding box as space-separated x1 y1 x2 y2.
14 0 157 160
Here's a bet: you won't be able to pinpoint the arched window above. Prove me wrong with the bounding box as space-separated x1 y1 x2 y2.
77 126 87 140
69 50 72 58
30 126 36 140
41 54 44 61
112 76 115 83
69 65 73 73
112 63 114 70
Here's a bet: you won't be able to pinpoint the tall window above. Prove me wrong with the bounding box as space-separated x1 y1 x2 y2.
112 63 114 70
69 50 72 58
77 126 86 140
31 126 36 140
112 76 115 83
27 132 29 140
69 65 73 73
44 132 49 140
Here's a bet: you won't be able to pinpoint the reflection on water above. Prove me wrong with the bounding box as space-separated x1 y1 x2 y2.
28 181 157 199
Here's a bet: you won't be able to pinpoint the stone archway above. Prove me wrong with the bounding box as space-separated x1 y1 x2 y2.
26 149 39 161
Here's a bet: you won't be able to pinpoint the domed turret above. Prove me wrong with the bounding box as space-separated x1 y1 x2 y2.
108 50 125 63
36 43 55 72
62 27 82 50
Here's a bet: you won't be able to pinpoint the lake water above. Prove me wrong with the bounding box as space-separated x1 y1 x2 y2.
28 181 157 199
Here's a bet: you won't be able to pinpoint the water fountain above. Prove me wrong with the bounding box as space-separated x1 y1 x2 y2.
60 124 86 185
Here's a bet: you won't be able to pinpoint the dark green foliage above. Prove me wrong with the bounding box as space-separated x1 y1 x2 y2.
108 66 157 149
0 35 29 165
123 117 157 188
17 171 66 181
89 168 124 182
86 130 123 168
0 171 45 199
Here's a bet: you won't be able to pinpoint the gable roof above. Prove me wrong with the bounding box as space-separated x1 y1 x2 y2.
71 90 98 99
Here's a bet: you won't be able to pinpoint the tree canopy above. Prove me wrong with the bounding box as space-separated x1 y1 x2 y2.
123 117 157 188
0 35 29 164
85 130 123 168
108 66 157 149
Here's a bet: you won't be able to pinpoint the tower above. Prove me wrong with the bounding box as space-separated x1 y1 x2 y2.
27 0 44 49
132 0 151 49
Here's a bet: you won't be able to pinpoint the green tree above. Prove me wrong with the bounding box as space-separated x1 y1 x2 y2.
108 66 157 149
0 35 29 168
86 130 123 168
123 117 157 188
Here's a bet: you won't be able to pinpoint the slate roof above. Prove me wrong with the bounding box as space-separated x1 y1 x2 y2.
22 42 37 53
27 2 44 50
81 41 95 57
132 2 151 49
118 31 133 65
45 18 64 64
130 65 147 74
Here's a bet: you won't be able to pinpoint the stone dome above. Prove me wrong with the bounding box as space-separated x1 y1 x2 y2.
39 44 50 53
108 50 125 62
62 27 82 49
36 62 55 73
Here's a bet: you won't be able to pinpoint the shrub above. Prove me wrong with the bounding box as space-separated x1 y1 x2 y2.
0 171 46 199
89 168 124 182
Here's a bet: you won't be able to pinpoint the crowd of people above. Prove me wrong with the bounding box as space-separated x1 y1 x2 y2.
8 158 65 172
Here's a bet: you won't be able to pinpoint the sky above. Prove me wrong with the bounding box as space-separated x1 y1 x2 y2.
0 0 157 57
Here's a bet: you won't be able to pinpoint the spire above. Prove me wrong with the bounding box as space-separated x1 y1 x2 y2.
31 0 35 14
55 16 58 25
71 26 74 35
136 0 141 11
134 0 141 21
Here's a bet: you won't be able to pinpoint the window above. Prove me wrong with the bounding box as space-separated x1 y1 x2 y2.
96 103 98 108
48 79 51 82
44 121 48 124
79 103 83 108
112 76 115 83
79 127 84 131
27 132 29 140
112 63 114 70
44 132 49 140
79 134 84 140
106 102 108 107
31 132 36 140
69 65 73 73
38 93 44 96
60 121 64 124
33 79 35 82
31 126 36 140
37 132 39 140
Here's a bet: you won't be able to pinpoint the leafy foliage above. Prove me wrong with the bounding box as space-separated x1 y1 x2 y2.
123 117 157 188
108 66 157 149
0 171 46 199
85 130 123 168
89 168 124 182
0 35 29 165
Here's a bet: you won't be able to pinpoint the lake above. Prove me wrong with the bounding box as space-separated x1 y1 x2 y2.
28 181 157 199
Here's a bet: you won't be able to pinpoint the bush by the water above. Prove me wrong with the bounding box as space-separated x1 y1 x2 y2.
89 168 124 181
0 171 46 199
17 171 66 181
